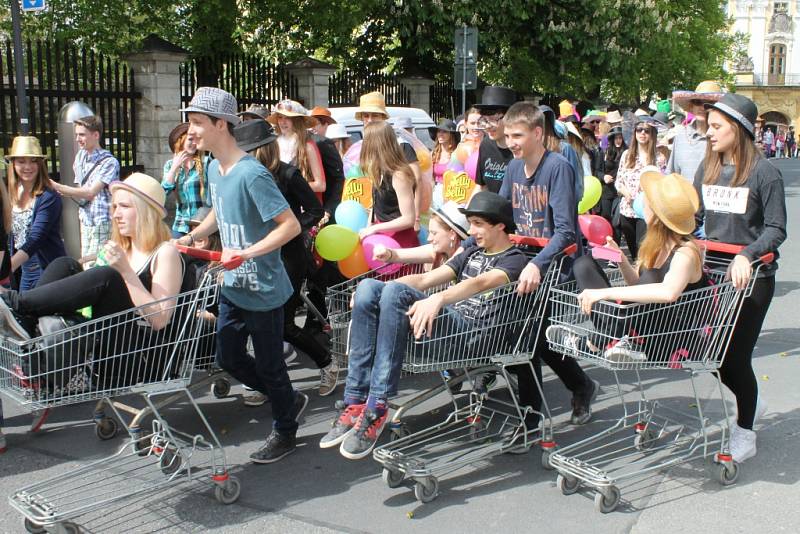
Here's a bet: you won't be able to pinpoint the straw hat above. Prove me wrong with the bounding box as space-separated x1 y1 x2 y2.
354 92 389 121
268 100 316 128
606 110 623 125
110 173 167 218
6 136 46 161
639 169 699 235
309 106 336 125
672 80 725 108
325 124 350 140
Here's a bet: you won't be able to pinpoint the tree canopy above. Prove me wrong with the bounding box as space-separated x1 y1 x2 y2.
0 0 736 104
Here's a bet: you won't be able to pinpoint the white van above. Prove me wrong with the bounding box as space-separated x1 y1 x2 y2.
329 106 436 149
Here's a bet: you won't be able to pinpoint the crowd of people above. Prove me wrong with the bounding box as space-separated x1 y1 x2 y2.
0 80 787 474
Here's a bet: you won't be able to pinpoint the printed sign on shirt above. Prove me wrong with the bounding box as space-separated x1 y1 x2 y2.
702 185 749 214
342 177 374 209
443 170 476 204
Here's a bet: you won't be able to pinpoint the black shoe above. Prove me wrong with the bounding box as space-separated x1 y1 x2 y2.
250 430 296 464
571 379 600 425
442 369 464 395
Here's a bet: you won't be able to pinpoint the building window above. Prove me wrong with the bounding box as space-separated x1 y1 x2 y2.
775 2 788 13
769 43 786 84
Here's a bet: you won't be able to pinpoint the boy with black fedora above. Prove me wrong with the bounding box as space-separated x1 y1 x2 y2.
178 87 309 464
474 86 518 195
320 191 528 460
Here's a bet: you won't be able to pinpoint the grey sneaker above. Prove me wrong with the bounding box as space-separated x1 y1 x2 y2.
243 388 268 407
283 342 297 365
571 378 600 425
604 336 647 363
291 391 309 423
0 296 31 341
250 430 296 464
545 324 585 354
318 361 338 397
473 371 497 396
339 408 389 460
320 401 364 448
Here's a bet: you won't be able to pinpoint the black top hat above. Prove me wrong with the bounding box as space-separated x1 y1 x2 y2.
459 191 516 234
474 86 518 111
704 93 758 139
234 118 278 152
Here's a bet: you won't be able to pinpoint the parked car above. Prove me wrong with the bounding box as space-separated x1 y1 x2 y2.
329 106 436 150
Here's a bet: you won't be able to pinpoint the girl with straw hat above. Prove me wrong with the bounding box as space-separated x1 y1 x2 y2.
269 99 326 198
546 169 709 362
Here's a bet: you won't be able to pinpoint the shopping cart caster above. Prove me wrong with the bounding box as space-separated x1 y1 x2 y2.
467 416 487 442
159 448 182 476
25 520 80 534
214 476 241 505
94 417 118 440
540 441 557 470
24 518 45 533
713 454 739 486
634 428 658 451
594 486 621 513
414 477 439 503
388 421 409 442
382 467 405 488
556 473 580 495
211 378 231 399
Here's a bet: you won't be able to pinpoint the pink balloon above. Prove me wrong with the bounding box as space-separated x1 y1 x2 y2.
465 150 479 181
362 233 403 273
578 214 613 246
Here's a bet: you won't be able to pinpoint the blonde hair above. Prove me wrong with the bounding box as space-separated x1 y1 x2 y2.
702 111 760 188
624 123 656 168
172 132 206 200
360 122 415 190
110 189 171 253
7 157 50 208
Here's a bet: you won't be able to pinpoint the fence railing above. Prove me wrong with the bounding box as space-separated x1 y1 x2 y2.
328 69 410 107
0 40 140 179
180 54 299 111
429 78 477 122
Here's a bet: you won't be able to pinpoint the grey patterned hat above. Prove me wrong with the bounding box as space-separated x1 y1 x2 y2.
181 87 241 125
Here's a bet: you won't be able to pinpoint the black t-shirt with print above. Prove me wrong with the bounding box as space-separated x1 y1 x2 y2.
445 245 528 324
476 137 514 194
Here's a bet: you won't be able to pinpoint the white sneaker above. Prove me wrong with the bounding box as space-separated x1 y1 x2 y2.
283 343 297 365
604 336 647 363
243 388 268 407
729 423 757 463
319 360 338 397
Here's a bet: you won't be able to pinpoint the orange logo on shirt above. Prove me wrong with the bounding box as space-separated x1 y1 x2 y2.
342 177 373 209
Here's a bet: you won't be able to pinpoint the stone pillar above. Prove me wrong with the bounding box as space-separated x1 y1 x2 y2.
286 58 337 108
124 35 188 180
400 75 436 113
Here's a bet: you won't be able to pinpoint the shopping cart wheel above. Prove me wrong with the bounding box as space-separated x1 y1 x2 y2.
541 445 558 470
215 476 241 505
389 423 410 442
716 462 739 486
593 486 621 514
211 378 231 399
382 467 405 489
95 417 118 440
23 518 46 533
634 428 658 451
556 473 580 495
160 448 182 476
414 477 439 503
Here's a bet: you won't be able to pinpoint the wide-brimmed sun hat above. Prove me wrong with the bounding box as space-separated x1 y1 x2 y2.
606 110 623 124
672 80 726 109
355 92 389 121
268 100 316 129
309 106 337 125
433 201 470 239
180 87 241 125
110 173 167 217
639 169 699 235
6 136 46 161
234 118 278 152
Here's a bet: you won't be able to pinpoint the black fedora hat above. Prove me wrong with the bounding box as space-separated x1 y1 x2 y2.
234 118 278 152
608 125 624 137
474 86 517 111
459 191 516 233
428 118 458 139
705 93 758 139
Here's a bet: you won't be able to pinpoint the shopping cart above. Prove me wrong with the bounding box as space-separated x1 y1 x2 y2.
545 241 773 513
5 248 243 533
372 237 576 503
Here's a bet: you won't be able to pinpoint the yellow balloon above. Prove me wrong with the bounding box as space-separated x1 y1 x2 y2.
578 175 602 214
416 149 432 172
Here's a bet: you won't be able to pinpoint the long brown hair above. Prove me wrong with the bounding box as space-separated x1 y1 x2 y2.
623 123 656 168
172 132 206 200
566 132 586 159
279 116 314 184
360 122 415 190
543 119 562 153
0 176 11 233
702 111 760 188
636 216 697 271
7 157 50 207
431 131 457 163
255 141 282 178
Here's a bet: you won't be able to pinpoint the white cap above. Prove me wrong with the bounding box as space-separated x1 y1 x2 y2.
325 124 350 140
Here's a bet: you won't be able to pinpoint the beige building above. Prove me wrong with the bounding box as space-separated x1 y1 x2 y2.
731 0 800 134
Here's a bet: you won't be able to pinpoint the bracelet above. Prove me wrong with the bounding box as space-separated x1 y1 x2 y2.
186 233 195 246
388 249 394 261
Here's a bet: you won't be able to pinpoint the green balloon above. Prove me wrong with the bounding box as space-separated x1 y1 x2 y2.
315 224 360 261
578 175 602 214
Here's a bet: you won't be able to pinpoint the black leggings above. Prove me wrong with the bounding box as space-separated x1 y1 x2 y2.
617 215 646 260
7 257 133 319
281 239 331 369
719 276 774 430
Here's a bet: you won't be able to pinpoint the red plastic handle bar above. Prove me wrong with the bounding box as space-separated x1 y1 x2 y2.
510 235 577 256
697 240 774 265
175 244 243 270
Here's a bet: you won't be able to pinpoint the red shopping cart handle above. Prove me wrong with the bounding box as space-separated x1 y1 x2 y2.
174 244 243 270
697 240 774 265
510 235 578 256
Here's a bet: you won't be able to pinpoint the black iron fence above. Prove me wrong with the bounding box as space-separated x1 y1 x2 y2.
429 77 476 122
180 54 299 110
328 69 410 107
0 40 140 179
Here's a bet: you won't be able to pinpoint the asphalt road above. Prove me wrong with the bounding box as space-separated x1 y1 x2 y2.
1 158 798 533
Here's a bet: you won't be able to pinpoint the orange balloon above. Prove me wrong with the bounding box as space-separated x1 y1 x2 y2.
416 149 432 172
338 244 370 278
455 145 470 163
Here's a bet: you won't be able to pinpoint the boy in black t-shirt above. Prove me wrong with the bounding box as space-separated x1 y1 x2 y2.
321 192 526 460
474 86 517 194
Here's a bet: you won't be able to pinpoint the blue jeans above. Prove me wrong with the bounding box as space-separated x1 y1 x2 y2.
345 279 470 402
19 258 43 291
215 295 298 435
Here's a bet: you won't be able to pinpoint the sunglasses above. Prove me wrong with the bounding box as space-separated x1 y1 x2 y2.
635 127 652 134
